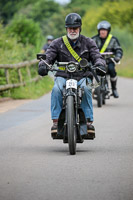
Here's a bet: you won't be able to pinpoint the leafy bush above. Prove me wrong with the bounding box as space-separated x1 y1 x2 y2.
0 23 40 86
0 22 39 63
6 15 43 46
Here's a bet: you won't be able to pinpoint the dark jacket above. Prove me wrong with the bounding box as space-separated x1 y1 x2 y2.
45 34 106 80
92 34 123 59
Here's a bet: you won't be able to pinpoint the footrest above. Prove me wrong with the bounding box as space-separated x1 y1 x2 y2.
83 133 95 140
51 133 63 139
76 138 84 143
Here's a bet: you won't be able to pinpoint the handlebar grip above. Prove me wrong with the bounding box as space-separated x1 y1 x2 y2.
55 61 69 66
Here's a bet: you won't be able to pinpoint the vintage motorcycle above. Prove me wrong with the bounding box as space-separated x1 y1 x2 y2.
93 52 119 107
37 53 100 155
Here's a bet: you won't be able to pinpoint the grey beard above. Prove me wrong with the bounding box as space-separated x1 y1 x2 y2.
67 32 79 40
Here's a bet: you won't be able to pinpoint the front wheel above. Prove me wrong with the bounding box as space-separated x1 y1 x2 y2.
102 92 106 105
66 95 77 155
95 86 102 107
102 96 106 105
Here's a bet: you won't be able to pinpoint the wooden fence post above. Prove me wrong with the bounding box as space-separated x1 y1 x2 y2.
18 68 23 83
26 66 31 79
5 69 10 84
5 68 11 95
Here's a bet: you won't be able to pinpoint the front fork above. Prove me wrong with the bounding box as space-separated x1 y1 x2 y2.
102 75 110 98
64 88 85 140
64 88 78 125
99 76 109 95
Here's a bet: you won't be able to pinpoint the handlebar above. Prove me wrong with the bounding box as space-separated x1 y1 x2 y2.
37 53 100 84
100 52 114 59
55 61 79 66
56 61 100 85
39 58 96 71
100 52 120 65
100 52 114 56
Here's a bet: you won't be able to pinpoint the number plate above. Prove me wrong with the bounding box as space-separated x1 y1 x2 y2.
66 79 77 89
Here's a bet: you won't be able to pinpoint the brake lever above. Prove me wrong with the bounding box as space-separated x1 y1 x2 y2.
89 65 100 85
40 58 52 69
110 58 120 65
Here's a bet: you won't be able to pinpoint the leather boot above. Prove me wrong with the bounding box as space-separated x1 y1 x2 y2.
51 119 58 137
83 119 95 139
110 77 119 98
87 122 95 136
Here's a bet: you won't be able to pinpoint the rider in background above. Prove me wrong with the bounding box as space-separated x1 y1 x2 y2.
92 21 123 98
41 35 54 53
38 13 106 138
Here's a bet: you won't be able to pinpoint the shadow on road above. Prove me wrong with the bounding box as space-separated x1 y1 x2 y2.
6 143 133 157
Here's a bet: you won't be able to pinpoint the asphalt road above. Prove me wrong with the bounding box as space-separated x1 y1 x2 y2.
0 77 133 200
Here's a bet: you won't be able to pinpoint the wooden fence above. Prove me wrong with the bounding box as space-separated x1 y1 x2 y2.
0 59 41 91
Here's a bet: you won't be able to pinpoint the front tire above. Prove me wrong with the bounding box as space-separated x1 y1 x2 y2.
66 95 76 155
95 86 102 107
102 93 106 105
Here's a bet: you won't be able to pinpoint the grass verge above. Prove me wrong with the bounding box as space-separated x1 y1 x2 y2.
0 76 54 99
117 53 133 78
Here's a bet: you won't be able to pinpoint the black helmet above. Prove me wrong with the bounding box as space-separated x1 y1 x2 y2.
47 35 54 40
65 13 82 28
97 21 111 33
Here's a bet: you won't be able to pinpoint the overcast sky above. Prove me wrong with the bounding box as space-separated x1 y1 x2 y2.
54 0 70 4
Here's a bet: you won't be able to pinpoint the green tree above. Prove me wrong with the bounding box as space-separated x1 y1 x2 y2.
82 0 133 36
0 0 40 24
6 16 43 46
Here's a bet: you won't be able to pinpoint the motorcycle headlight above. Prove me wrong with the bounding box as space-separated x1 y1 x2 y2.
67 63 77 72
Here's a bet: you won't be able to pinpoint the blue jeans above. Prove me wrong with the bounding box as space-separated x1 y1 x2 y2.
51 77 93 121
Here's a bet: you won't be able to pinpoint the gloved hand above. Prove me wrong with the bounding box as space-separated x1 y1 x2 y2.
38 61 48 76
114 56 120 63
96 65 106 76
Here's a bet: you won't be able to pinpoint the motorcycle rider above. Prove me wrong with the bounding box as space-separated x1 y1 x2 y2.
38 13 106 138
92 21 123 98
41 35 54 53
